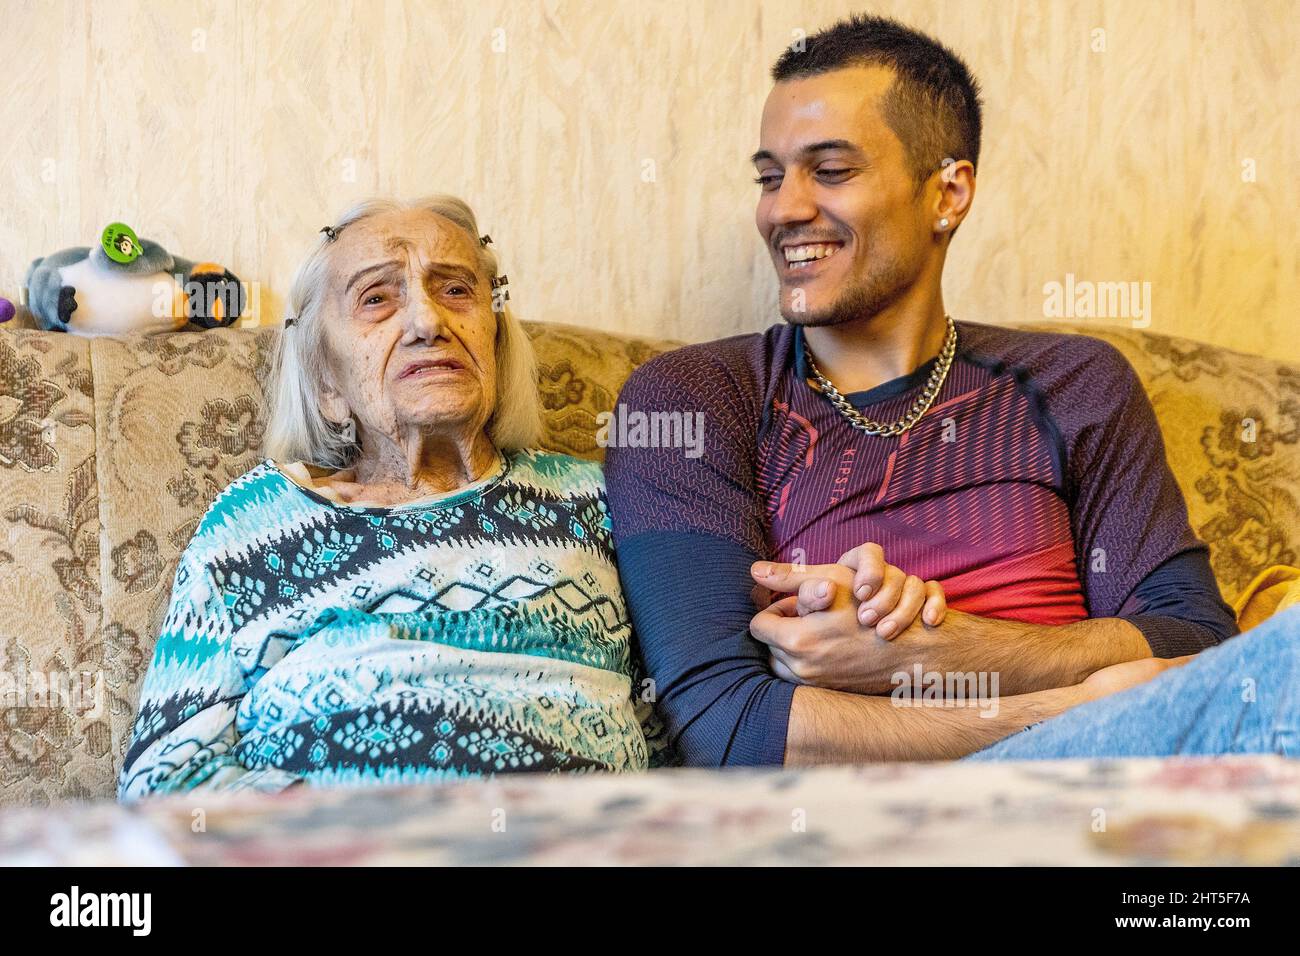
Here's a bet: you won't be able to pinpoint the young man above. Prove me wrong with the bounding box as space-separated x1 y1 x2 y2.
604 14 1238 767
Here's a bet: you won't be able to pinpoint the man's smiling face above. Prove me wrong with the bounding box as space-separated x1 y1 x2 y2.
754 64 934 327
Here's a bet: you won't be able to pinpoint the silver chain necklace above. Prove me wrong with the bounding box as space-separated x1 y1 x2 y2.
804 316 958 437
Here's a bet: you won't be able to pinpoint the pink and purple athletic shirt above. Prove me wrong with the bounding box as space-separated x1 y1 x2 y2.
604 320 1237 766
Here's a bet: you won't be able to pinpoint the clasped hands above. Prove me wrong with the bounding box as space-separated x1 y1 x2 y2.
749 543 1191 700
749 543 949 695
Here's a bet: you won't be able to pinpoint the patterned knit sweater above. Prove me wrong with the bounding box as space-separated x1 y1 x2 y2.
119 448 650 800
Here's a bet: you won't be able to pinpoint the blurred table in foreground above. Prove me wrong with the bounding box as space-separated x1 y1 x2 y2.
2 756 1298 866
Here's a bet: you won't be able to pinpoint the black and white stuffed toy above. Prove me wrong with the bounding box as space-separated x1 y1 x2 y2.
23 222 244 335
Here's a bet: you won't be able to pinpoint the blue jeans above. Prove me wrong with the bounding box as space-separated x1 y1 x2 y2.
968 606 1300 760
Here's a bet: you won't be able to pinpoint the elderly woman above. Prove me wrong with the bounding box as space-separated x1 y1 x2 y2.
118 196 651 798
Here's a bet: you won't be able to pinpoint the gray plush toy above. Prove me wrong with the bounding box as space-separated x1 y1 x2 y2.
24 222 244 335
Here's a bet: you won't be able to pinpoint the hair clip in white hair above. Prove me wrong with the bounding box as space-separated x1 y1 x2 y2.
479 234 493 247
283 316 297 328
490 274 510 302
320 225 340 242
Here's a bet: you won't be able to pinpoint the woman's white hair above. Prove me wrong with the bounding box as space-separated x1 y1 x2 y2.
263 195 542 469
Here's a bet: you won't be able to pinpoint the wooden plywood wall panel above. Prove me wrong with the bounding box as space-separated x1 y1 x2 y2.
2 0 1294 359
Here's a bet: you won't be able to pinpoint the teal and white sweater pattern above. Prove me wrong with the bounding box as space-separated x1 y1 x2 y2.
119 449 650 800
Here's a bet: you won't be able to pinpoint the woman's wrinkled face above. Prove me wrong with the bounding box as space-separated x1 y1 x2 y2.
317 209 498 447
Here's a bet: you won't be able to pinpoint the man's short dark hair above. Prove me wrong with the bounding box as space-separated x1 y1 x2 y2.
771 14 983 190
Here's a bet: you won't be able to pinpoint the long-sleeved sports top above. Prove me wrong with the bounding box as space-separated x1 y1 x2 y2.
605 321 1238 767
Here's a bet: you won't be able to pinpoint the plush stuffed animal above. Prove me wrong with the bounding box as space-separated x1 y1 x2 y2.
23 222 244 335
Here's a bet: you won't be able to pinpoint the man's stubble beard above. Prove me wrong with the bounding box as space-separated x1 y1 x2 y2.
779 256 913 328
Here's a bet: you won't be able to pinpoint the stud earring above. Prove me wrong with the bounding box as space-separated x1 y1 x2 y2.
938 218 950 229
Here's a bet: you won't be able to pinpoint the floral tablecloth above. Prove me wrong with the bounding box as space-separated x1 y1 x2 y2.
3 756 1299 866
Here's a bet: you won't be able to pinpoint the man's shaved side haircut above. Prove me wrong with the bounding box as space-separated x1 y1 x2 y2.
772 14 983 192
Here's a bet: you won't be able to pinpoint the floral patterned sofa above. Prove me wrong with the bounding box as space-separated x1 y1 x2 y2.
0 317 1296 805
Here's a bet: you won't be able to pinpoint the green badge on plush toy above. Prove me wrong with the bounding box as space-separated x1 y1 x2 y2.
101 222 142 264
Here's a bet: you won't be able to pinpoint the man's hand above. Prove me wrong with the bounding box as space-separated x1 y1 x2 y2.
750 542 1164 698
749 558 947 693
837 542 947 634
751 546 946 637
1076 654 1194 702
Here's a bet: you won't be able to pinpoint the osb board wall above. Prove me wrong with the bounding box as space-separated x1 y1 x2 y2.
3 0 1294 360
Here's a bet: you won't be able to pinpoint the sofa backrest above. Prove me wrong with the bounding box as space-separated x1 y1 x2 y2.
0 320 1295 804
